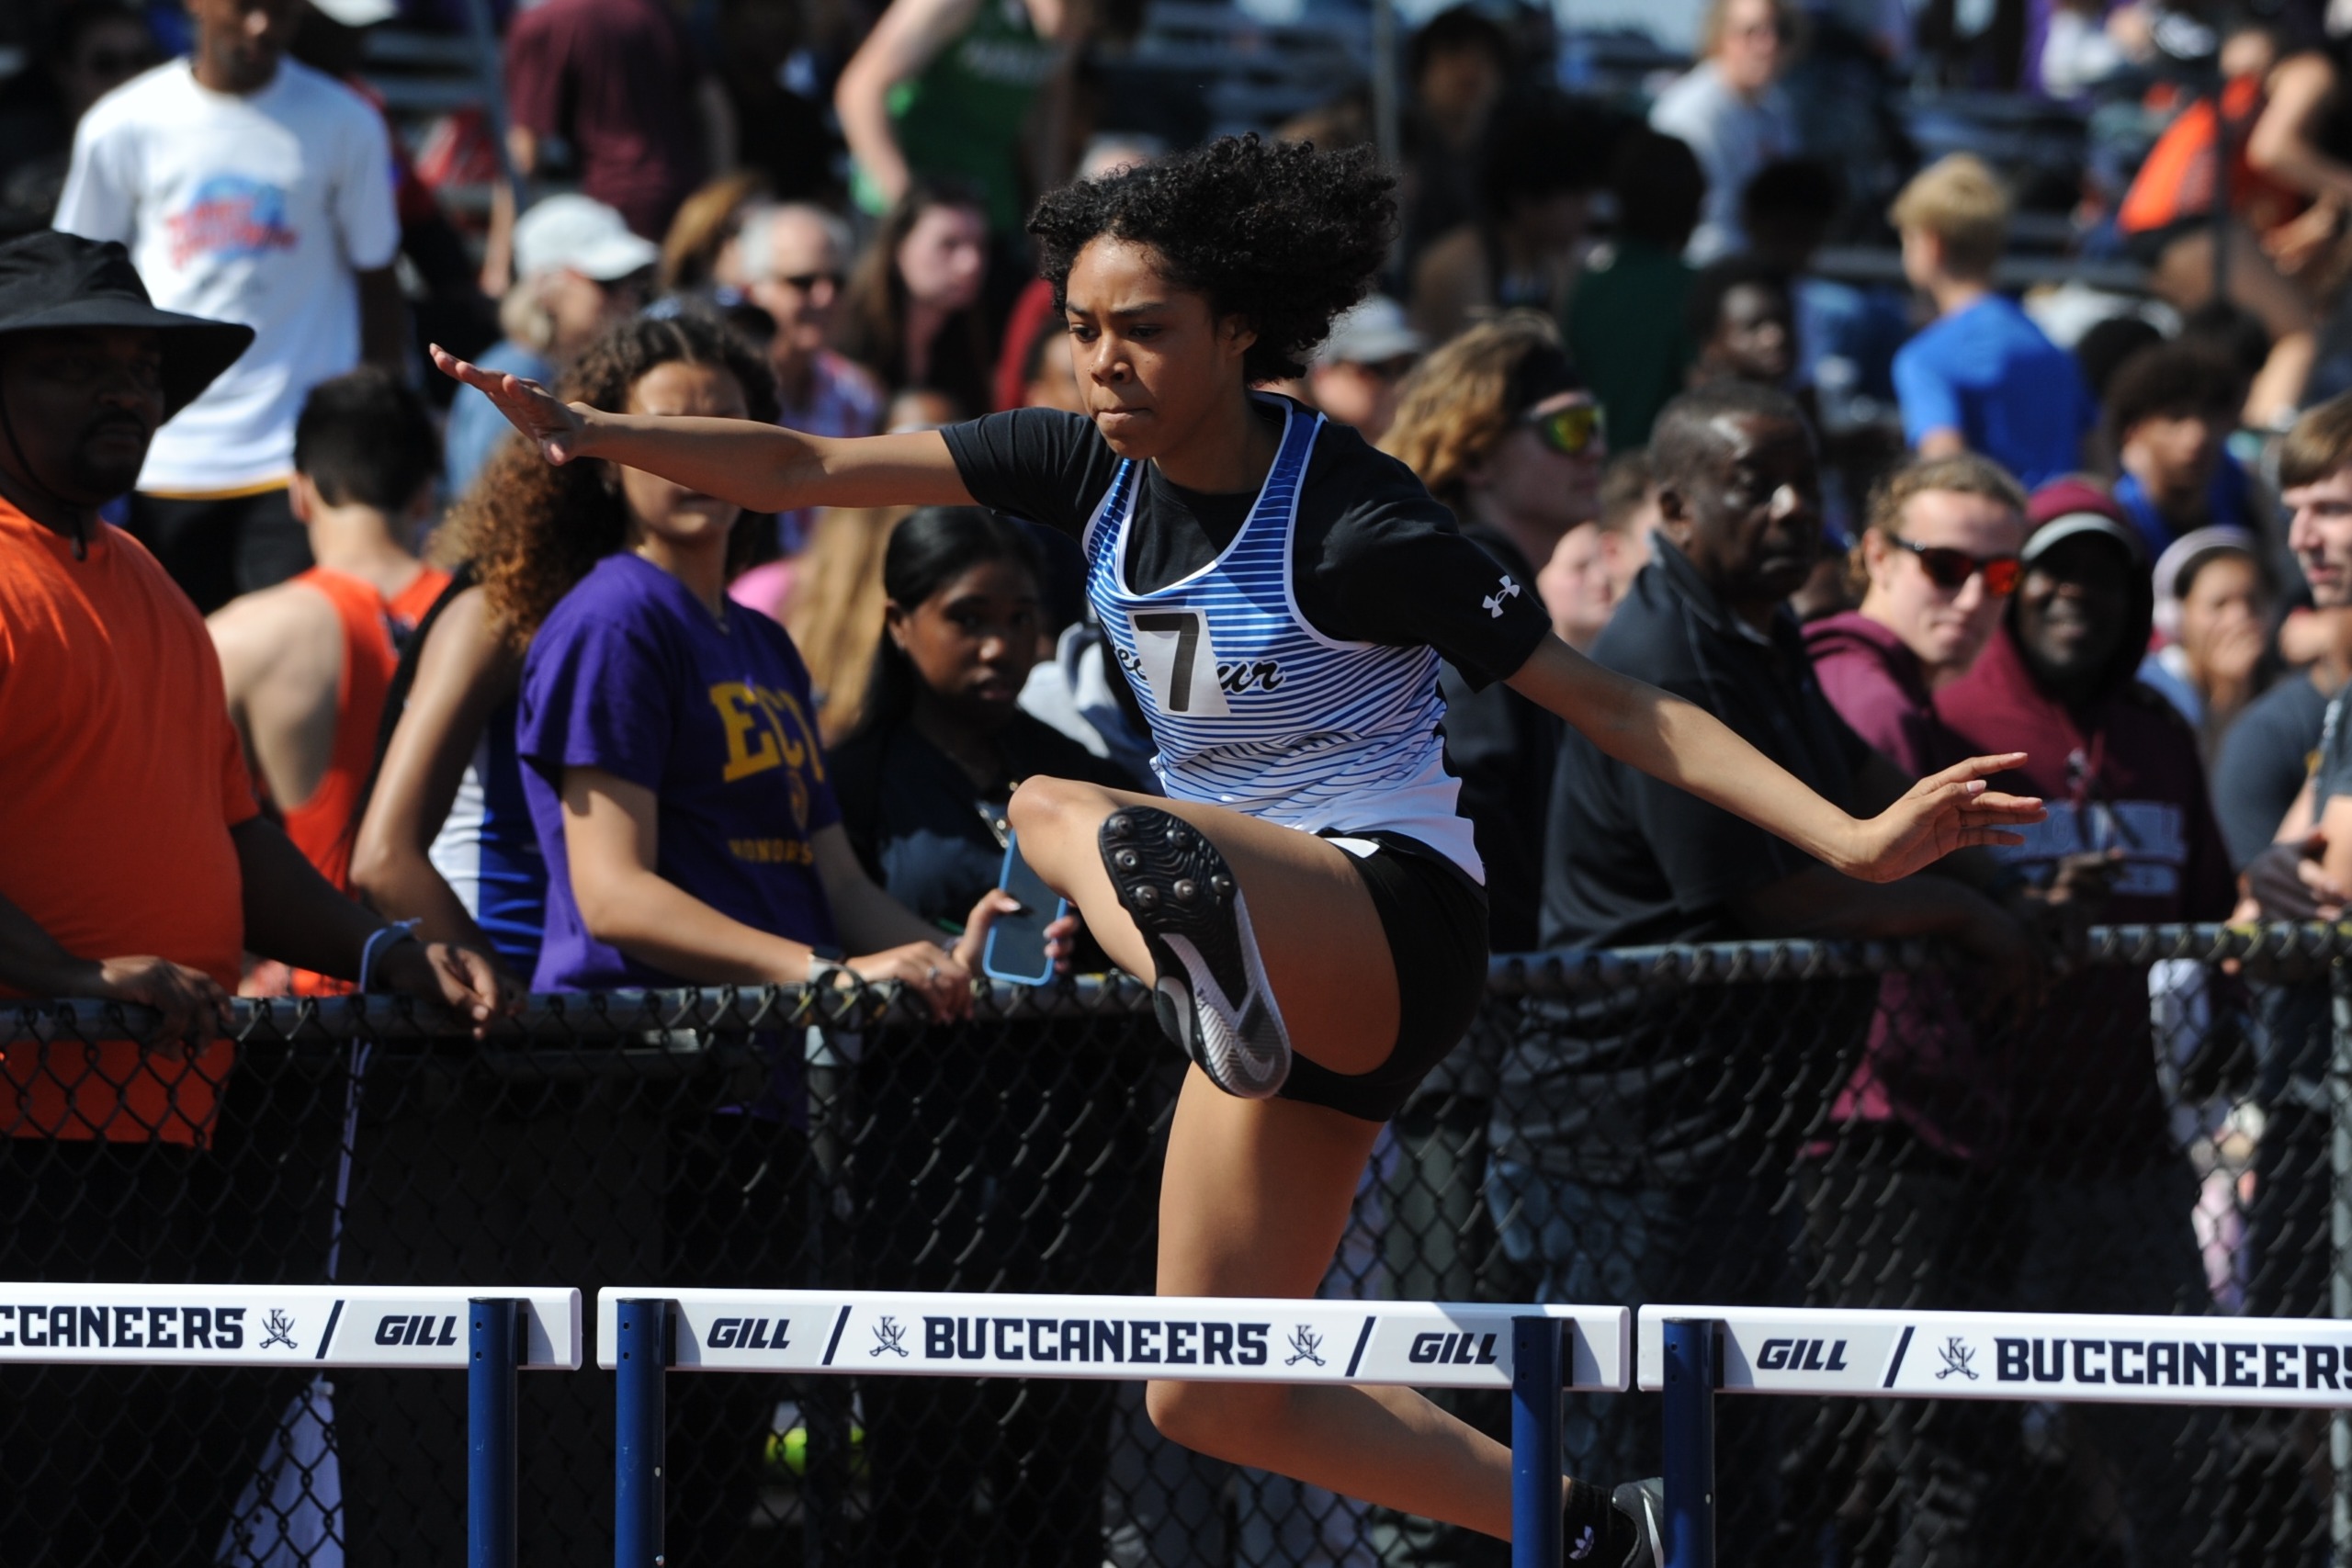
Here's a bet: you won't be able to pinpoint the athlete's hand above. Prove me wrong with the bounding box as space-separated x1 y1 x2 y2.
72 955 232 1049
375 940 514 1038
1839 753 2045 884
847 941 976 1020
428 343 594 465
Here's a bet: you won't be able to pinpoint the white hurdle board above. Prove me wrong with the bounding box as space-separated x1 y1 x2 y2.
1638 1304 2352 1409
598 1289 1631 1391
0 1283 582 1370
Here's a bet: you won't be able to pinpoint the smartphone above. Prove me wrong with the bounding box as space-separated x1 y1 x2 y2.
983 833 1069 987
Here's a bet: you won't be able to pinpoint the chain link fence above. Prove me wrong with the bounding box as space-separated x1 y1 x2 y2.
4 922 2347 1567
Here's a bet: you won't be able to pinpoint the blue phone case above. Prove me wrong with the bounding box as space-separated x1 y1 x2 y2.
983 834 1069 987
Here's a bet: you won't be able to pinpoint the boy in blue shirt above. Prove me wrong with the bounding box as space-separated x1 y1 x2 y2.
1890 154 2096 489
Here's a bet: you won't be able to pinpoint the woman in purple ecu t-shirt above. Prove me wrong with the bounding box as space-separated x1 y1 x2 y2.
437 137 2042 1562
511 314 1014 1006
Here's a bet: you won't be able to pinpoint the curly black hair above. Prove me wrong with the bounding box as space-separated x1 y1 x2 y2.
1027 134 1397 385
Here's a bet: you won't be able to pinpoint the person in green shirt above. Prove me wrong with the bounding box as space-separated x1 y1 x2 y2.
1564 127 1704 450
836 0 1086 236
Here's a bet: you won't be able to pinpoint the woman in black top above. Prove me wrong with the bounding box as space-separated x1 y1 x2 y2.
831 507 1148 1565
437 134 2039 1561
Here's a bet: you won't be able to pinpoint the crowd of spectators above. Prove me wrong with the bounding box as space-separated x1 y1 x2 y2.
14 0 2352 1560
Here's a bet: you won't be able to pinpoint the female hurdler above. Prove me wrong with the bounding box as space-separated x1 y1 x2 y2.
437 136 2040 1564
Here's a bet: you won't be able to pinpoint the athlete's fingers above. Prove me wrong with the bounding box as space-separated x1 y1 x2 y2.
1921 751 2029 788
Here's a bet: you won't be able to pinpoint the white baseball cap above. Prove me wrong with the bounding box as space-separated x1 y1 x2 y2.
514 195 662 283
308 0 400 25
1314 296 1425 368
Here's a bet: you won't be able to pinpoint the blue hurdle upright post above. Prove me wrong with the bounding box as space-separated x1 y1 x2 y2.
469 1297 521 1568
600 1288 1628 1568
1511 1314 1566 1568
614 1297 670 1568
1659 1317 1720 1568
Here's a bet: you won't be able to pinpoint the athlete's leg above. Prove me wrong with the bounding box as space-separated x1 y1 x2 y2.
1142 1072 1523 1539
1005 776 1400 1076
1008 775 1532 1538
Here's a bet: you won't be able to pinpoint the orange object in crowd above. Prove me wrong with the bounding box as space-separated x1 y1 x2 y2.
277 563 448 995
2119 73 2311 241
0 499 254 1146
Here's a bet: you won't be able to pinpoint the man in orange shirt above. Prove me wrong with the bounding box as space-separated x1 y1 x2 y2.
209 367 454 992
0 231 502 1558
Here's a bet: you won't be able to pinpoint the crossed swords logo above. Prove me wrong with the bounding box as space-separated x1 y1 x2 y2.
870 1315 910 1358
1935 1337 1978 1382
258 1309 299 1351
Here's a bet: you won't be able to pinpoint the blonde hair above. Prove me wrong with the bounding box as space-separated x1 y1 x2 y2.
1701 0 1799 57
1889 154 2010 278
1845 453 2028 598
784 505 910 741
1380 310 1565 512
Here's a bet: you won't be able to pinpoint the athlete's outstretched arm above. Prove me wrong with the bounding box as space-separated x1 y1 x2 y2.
1505 635 2043 884
429 344 975 513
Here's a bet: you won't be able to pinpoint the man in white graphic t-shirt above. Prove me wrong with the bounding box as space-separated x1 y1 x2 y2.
55 0 401 614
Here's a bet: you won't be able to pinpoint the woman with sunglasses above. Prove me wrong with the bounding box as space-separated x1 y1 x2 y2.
1807 455 2030 780
1383 310 1608 952
435 134 2041 1566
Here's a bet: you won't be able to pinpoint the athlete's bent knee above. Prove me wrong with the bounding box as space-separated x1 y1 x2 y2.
1008 774 1116 844
1146 1377 1287 1462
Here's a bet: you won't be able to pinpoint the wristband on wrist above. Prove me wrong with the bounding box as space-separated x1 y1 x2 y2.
359 919 422 993
806 943 847 989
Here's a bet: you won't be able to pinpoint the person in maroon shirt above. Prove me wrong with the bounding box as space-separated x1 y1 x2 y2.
501 0 711 244
1930 477 2233 1565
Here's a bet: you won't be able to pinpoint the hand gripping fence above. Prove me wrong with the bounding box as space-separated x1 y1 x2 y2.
0 1283 581 1568
594 1287 1631 1568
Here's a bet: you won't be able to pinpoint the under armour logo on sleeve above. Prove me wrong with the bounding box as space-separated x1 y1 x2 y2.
1482 575 1521 618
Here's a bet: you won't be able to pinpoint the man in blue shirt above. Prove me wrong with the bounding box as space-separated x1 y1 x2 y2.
1890 155 2095 489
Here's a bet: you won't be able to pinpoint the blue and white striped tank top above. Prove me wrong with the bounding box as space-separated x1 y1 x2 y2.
1084 399 1481 881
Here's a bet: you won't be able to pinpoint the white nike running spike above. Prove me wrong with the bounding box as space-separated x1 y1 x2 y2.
1099 807 1292 1099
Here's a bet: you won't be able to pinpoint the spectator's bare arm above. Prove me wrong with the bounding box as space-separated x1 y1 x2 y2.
431 342 974 511
556 770 977 1017
835 0 986 212
0 891 228 1042
232 817 507 1031
356 265 405 372
349 585 517 957
2246 53 2352 210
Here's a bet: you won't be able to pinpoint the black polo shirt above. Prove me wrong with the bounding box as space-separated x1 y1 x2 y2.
1495 537 1875 1187
1541 537 1871 949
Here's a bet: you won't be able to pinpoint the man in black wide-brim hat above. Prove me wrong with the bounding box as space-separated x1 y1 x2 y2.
0 230 508 1560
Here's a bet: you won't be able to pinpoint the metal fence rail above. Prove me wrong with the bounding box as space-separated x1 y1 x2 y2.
4 920 2346 1566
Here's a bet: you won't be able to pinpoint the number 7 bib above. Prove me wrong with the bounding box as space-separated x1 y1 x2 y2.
1128 608 1232 718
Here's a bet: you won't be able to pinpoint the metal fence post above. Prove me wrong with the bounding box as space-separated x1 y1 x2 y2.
1661 1317 1718 1568
615 1298 669 1568
1511 1314 1564 1568
2331 959 2351 1562
468 1297 521 1568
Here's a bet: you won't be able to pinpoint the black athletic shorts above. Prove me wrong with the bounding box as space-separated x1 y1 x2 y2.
1275 831 1490 1123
